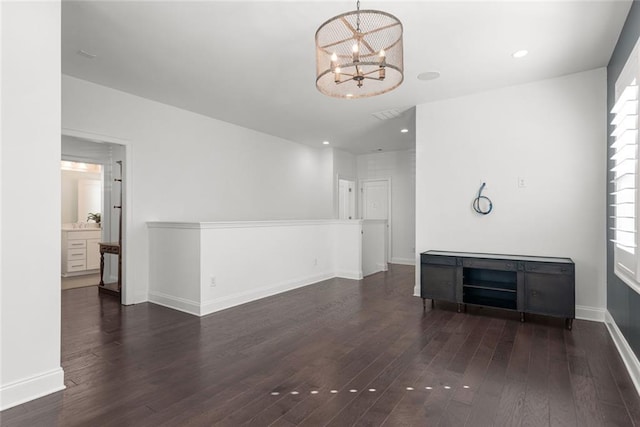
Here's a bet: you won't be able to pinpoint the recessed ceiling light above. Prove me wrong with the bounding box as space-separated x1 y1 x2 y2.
346 94 354 98
323 141 330 145
400 129 409 133
417 71 440 81
512 49 528 59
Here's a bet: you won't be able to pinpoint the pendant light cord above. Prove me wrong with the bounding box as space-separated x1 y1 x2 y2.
356 0 361 32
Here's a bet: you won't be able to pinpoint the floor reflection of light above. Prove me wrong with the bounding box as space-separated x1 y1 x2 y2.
270 383 472 397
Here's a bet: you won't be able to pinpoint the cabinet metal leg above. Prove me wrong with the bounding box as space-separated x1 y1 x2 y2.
520 312 525 323
422 298 426 310
457 303 462 313
566 318 573 330
431 299 435 309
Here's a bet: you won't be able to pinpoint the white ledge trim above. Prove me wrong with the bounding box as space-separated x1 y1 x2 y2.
146 219 384 229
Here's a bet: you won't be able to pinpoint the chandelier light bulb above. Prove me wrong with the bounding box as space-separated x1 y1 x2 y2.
330 52 338 72
352 43 359 62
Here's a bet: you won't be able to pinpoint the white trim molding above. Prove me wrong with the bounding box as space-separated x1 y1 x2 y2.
201 272 335 316
147 219 364 230
575 305 606 322
0 368 65 411
148 292 201 317
605 310 640 397
337 270 364 280
391 257 415 266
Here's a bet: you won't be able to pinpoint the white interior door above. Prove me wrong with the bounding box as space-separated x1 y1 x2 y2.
361 179 391 262
338 179 356 219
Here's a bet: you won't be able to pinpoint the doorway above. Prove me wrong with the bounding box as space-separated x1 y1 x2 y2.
360 178 391 262
61 160 103 290
61 134 126 301
338 178 356 220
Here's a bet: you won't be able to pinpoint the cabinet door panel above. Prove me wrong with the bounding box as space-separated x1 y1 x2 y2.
524 273 575 317
86 238 101 270
421 264 456 302
525 262 573 275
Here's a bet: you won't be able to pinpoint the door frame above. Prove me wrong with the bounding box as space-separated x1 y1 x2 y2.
359 178 392 263
62 127 134 305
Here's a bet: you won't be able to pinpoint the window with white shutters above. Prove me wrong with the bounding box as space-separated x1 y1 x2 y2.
611 38 640 292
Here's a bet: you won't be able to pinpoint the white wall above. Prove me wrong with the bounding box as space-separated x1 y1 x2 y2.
63 75 334 304
415 68 607 319
357 150 416 264
1 1 64 410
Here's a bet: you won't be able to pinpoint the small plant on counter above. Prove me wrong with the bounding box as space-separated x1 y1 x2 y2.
87 212 101 224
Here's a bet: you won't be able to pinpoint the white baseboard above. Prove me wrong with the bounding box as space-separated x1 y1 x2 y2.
335 270 363 280
148 292 201 316
391 257 415 266
605 311 640 397
575 305 606 322
200 272 335 317
0 367 65 411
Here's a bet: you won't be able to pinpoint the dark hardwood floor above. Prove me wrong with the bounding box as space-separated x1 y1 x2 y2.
2 264 640 426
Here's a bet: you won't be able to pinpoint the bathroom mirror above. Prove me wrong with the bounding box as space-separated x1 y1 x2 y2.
61 161 103 225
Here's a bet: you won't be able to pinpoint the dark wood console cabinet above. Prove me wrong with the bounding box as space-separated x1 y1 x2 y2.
420 250 575 329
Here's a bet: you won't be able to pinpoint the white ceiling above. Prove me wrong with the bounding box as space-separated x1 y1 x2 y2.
62 1 632 154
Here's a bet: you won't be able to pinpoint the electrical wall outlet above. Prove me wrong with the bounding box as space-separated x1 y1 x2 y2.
210 276 216 287
518 177 526 188
313 258 318 266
